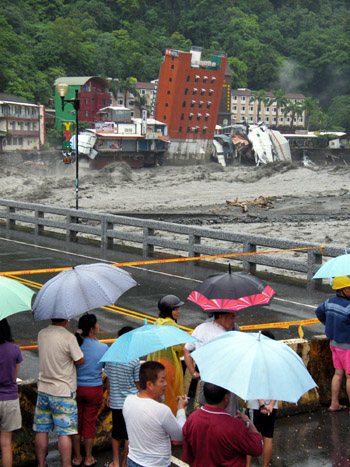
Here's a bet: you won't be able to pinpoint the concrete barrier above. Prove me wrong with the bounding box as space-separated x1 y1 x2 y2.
12 335 337 466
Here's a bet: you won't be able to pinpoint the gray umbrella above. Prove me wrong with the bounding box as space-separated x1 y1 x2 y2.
32 263 137 321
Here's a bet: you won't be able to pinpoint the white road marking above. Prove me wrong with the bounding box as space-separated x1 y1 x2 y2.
0 236 319 309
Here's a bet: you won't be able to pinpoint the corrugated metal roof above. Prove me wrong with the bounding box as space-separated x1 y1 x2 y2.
0 93 35 105
54 76 109 87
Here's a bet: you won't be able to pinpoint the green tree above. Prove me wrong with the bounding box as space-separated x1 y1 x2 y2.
269 89 288 128
228 57 248 89
283 101 304 129
327 95 350 131
249 89 269 122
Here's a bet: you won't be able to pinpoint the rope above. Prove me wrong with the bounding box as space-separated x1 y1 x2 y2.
0 244 325 277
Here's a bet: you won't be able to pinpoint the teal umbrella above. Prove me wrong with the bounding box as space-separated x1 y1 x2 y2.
313 252 350 279
191 331 317 403
0 276 35 321
100 320 200 364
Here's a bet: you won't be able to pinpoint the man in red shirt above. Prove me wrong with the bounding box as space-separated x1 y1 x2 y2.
183 383 263 467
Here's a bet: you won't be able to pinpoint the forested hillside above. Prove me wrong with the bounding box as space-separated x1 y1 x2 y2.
1 0 350 129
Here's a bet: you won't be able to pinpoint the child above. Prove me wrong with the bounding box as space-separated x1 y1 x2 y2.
103 327 140 467
246 330 278 467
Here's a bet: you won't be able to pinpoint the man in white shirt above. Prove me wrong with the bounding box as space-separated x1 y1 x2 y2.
184 312 239 415
123 361 188 467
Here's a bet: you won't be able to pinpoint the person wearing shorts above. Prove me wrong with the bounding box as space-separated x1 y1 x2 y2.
0 318 23 467
316 276 350 412
246 399 277 467
104 327 140 467
33 319 85 467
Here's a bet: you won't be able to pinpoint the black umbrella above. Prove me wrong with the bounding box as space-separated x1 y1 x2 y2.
187 266 275 312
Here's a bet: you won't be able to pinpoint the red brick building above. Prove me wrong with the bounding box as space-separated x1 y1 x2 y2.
155 47 227 143
54 77 111 128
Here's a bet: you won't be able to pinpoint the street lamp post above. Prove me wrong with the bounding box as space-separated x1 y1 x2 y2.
56 84 80 210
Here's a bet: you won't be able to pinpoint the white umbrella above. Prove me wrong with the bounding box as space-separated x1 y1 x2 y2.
32 263 137 321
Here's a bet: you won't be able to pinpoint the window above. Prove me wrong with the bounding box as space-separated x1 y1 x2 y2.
299 117 303 123
233 95 237 102
169 78 172 82
85 98 88 104
192 88 197 95
249 106 253 113
186 76 190 82
181 113 184 120
265 117 269 122
85 111 89 117
167 90 170 94
171 65 174 69
191 101 195 108
200 89 205 96
205 113 209 121
286 117 290 122
118 99 123 105
208 89 214 96
199 101 203 108
182 101 186 107
165 103 168 107
207 101 211 108
265 107 269 112
187 127 191 132
241 106 245 112
185 89 188 95
179 126 182 132
241 96 246 102
279 117 283 123
163 115 167 120
249 116 253 122
273 117 277 123
203 128 207 133
210 77 216 84
189 113 193 120
195 75 200 82
203 76 208 83
197 113 201 121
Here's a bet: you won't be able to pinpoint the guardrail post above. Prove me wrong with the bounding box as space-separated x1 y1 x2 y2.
242 241 257 273
101 218 114 250
307 249 323 290
6 206 16 231
35 210 44 236
143 226 154 256
67 214 78 243
189 234 201 257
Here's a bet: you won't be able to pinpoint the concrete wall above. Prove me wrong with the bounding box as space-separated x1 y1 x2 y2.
12 335 337 466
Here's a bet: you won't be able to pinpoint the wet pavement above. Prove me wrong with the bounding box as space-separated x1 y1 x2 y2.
0 236 343 466
43 405 350 466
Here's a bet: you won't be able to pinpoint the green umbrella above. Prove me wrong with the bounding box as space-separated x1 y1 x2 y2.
0 276 35 321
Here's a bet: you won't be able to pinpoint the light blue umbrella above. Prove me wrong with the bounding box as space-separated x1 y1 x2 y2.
100 320 200 364
191 331 317 403
313 252 350 279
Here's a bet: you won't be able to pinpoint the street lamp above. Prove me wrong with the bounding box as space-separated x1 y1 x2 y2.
56 83 80 210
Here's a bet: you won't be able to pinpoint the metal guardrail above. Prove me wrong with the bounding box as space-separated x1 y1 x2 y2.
0 199 345 285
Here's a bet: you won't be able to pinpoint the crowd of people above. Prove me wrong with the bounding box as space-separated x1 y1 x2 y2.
1 276 349 467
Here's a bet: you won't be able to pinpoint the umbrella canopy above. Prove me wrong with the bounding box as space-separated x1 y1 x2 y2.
313 252 350 279
100 321 200 364
191 331 317 403
188 270 275 312
32 263 137 321
0 276 35 321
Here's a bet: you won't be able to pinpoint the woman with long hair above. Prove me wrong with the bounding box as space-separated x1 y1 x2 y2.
148 295 185 415
0 318 23 467
72 314 108 467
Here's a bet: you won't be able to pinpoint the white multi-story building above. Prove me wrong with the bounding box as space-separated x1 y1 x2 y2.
231 89 306 128
0 94 45 152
